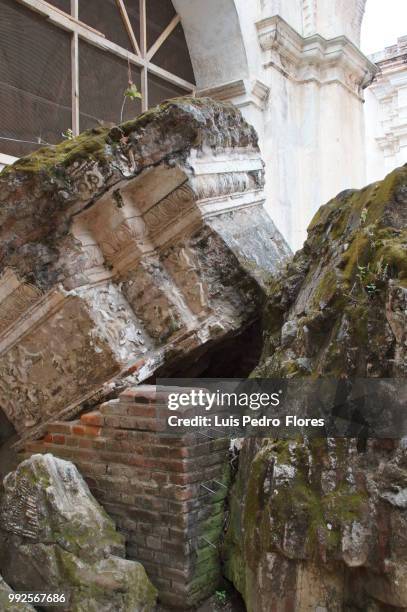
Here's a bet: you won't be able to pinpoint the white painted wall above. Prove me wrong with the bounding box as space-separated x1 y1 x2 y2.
364 87 386 183
260 0 304 33
315 0 366 45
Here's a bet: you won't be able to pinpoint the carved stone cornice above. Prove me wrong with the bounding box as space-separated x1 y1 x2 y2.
197 78 270 110
0 98 291 442
256 15 378 99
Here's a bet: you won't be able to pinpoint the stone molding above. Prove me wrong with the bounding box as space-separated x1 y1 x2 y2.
197 79 270 111
256 15 378 100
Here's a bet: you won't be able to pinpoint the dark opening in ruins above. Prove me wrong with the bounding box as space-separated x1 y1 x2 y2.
0 407 19 484
149 318 264 380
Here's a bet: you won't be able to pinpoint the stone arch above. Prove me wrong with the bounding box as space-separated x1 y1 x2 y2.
171 0 249 90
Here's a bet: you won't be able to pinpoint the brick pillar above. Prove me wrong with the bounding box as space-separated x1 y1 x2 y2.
24 386 230 608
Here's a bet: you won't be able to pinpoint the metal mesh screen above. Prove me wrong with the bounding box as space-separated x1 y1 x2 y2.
124 0 140 47
46 0 70 12
148 72 186 108
0 0 71 157
79 0 132 51
147 0 176 48
79 41 142 131
152 22 195 84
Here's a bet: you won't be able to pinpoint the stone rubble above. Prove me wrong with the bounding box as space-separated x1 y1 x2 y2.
0 454 157 612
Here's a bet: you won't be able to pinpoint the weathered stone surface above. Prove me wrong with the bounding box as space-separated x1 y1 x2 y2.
0 454 157 611
0 574 35 611
224 165 407 611
224 437 407 611
256 164 407 379
0 98 290 442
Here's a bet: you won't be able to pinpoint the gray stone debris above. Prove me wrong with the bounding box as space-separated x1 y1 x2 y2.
0 454 157 612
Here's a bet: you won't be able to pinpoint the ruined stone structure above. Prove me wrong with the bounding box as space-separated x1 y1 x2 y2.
23 386 230 608
0 98 290 608
224 164 407 611
0 97 289 445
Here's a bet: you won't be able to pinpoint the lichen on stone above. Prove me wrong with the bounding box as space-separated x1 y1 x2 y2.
224 164 407 611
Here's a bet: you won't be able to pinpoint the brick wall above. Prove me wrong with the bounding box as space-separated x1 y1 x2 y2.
24 386 230 609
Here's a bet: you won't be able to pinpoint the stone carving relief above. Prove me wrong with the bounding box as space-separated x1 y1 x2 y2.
70 160 107 201
190 171 262 201
79 283 151 362
162 244 209 317
121 258 185 343
0 296 121 435
301 0 317 36
0 99 291 441
0 270 43 336
143 183 195 235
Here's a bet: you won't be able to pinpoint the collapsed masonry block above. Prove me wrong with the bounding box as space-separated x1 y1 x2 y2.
0 454 157 612
0 98 290 442
24 385 230 608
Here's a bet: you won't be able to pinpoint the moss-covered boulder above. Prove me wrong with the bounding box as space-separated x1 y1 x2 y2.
224 166 407 611
256 164 407 378
224 437 407 611
0 454 157 611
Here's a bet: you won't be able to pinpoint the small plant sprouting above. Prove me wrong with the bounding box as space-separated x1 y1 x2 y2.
215 590 228 607
120 59 142 123
356 258 389 298
62 128 74 140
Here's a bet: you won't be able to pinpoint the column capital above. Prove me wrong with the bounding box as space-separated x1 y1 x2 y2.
256 15 378 100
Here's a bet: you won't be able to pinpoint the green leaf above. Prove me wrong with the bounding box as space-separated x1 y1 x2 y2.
62 128 74 140
124 84 142 100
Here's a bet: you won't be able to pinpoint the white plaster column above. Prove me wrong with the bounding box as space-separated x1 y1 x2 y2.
256 15 376 248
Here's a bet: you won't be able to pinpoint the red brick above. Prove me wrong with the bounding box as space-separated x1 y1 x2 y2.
78 438 96 449
80 411 105 427
47 422 73 434
72 425 101 437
